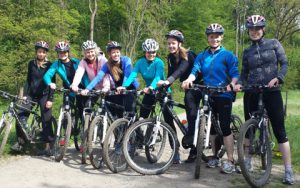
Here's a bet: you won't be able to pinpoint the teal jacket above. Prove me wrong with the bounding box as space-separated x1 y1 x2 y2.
43 58 89 88
123 57 165 90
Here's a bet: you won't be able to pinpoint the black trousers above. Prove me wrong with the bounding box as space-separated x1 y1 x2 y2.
244 91 288 143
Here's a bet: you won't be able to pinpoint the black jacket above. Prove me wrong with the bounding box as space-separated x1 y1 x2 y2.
240 38 288 89
24 60 55 101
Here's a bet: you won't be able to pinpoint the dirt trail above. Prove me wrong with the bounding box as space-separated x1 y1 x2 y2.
0 111 298 188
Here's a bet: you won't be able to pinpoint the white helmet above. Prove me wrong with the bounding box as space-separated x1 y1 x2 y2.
81 40 98 50
142 38 159 52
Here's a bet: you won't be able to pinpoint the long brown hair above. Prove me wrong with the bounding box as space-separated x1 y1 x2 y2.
107 58 123 81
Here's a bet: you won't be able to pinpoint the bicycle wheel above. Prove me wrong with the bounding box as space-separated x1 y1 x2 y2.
123 118 177 175
73 111 81 151
195 115 206 179
81 114 91 164
231 114 242 142
103 118 129 173
237 119 272 188
0 120 11 156
87 116 105 169
54 111 72 162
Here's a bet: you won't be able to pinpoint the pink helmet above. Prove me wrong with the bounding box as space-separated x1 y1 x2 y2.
55 41 70 52
246 15 266 28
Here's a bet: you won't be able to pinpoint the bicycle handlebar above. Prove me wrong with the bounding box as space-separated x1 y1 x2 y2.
240 85 277 92
0 90 37 105
191 84 227 93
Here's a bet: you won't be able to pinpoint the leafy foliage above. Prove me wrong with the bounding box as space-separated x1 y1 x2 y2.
0 0 299 92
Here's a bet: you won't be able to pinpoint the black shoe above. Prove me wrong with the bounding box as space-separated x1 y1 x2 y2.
182 135 194 149
185 153 197 163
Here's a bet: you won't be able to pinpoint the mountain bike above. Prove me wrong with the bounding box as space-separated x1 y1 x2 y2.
191 84 241 179
54 88 82 162
87 90 128 169
237 85 273 188
0 90 57 155
102 90 156 173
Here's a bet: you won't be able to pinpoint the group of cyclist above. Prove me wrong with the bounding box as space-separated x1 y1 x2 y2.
11 14 294 185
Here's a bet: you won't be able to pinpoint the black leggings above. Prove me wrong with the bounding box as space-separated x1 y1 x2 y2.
184 89 202 137
140 94 175 132
16 95 53 143
244 91 288 143
140 93 178 149
209 97 232 137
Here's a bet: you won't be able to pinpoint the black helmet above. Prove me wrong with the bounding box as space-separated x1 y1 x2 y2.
55 41 70 52
106 41 122 52
205 23 224 35
246 15 266 28
165 30 184 42
35 41 49 51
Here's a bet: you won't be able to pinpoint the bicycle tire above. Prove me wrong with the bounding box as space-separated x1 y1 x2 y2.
123 118 177 175
237 119 272 188
103 118 129 173
81 114 90 164
0 120 11 156
88 116 104 169
54 111 72 162
231 114 242 141
195 115 206 179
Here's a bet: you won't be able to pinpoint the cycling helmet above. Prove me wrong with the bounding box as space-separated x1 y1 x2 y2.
165 30 184 42
35 41 49 51
106 41 122 52
81 40 98 51
55 41 70 52
142 38 159 52
246 15 266 28
205 23 224 35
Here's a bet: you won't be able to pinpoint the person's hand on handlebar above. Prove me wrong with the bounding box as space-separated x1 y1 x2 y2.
116 86 126 94
156 80 170 88
233 84 243 92
49 83 56 90
143 87 153 94
81 89 89 96
71 85 79 92
268 77 279 88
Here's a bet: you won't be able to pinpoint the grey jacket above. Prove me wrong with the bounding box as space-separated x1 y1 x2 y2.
240 38 288 89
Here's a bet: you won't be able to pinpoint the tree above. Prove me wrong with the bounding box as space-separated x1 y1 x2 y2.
89 0 98 41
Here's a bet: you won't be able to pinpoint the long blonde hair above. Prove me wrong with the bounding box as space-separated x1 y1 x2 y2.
177 46 188 62
107 58 123 81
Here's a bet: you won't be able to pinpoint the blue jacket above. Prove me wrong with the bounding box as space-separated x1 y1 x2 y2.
124 57 165 90
43 58 89 88
86 56 139 90
191 47 239 99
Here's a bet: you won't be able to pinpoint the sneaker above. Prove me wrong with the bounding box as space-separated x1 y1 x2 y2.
282 169 295 185
10 142 23 152
173 152 181 164
221 160 235 174
207 158 220 168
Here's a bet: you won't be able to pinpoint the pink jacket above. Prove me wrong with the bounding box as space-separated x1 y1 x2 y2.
72 55 113 91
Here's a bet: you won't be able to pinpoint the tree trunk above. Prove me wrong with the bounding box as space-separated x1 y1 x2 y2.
89 0 98 41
